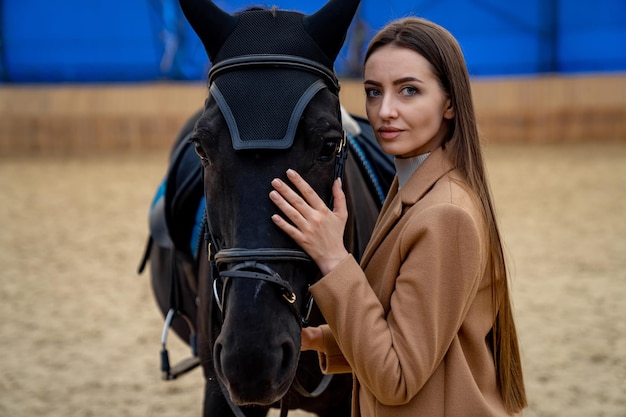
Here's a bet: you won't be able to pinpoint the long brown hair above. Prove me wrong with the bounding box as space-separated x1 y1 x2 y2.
364 17 527 413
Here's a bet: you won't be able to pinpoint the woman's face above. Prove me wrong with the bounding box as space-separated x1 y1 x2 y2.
363 44 454 158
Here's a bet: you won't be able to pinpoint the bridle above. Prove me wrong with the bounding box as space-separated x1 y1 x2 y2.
205 53 347 329
211 248 315 327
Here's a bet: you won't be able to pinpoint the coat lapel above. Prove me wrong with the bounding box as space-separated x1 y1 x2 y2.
359 146 455 268
360 178 402 266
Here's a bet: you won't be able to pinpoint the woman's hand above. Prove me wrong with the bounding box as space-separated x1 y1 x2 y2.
301 326 324 352
270 169 349 275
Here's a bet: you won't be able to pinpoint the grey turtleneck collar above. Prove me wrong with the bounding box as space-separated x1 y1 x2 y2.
394 153 431 189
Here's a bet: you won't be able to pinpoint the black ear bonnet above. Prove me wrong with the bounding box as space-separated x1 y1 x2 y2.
179 0 361 150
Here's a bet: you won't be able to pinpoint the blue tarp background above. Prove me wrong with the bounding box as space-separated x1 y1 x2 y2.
1 0 625 82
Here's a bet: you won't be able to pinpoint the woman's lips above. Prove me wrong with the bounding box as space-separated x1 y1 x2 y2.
378 127 402 140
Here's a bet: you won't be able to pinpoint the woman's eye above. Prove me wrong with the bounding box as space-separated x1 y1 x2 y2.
193 142 208 161
319 139 338 161
365 88 381 98
401 86 418 96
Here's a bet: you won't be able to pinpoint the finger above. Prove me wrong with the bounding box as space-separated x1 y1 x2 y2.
270 213 303 242
331 178 348 219
269 188 308 227
286 169 328 211
270 178 314 223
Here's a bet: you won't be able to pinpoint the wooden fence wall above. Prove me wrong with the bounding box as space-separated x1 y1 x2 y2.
1 74 624 155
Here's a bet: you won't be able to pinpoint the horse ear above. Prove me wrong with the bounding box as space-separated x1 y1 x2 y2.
179 0 238 61
303 0 361 61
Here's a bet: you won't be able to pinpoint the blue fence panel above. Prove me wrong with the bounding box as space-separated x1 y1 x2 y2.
558 0 626 73
359 0 549 76
2 0 165 82
0 0 358 82
149 0 209 80
1 0 625 82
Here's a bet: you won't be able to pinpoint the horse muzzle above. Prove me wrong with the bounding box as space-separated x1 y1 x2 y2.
210 247 314 405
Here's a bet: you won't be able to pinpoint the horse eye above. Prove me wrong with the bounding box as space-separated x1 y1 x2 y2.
194 142 209 161
318 139 337 161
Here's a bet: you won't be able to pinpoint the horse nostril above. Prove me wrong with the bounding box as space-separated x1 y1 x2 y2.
278 338 297 380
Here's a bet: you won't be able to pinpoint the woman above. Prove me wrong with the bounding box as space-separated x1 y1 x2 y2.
269 17 527 416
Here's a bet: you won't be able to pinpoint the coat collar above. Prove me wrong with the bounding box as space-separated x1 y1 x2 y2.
360 145 455 267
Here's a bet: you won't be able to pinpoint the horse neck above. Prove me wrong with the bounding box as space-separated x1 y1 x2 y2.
343 153 380 262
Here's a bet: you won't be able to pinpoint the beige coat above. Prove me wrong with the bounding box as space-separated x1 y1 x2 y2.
311 146 514 416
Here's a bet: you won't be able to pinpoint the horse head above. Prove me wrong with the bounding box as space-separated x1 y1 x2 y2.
181 0 360 406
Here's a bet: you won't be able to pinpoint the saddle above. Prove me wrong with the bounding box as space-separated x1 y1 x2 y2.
148 110 206 262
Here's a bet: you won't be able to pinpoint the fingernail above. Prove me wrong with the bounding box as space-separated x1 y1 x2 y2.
269 190 278 199
271 178 281 187
286 169 296 178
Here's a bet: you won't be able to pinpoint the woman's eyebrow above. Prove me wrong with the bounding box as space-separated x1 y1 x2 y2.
363 76 424 86
394 76 423 85
363 79 382 86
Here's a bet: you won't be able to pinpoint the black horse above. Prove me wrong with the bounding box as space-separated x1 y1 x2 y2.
139 1 394 416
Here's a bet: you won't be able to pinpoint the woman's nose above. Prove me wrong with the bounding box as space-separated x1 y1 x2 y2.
378 95 398 119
